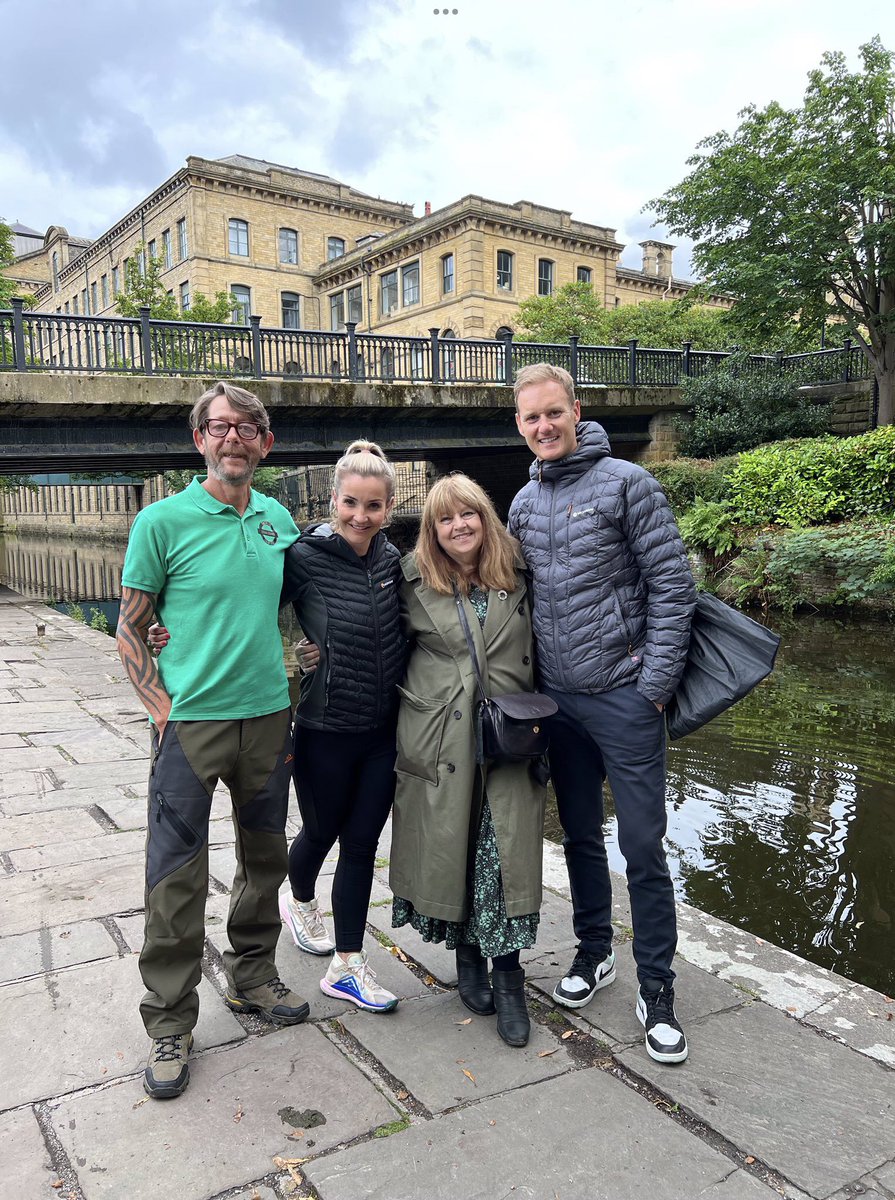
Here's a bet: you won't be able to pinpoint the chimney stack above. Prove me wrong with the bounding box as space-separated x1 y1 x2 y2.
424 200 432 216
639 239 675 278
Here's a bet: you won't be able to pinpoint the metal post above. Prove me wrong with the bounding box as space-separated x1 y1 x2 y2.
139 306 153 375
681 340 692 379
775 350 785 374
503 329 514 387
842 337 852 383
628 338 638 388
250 314 263 379
429 328 441 385
569 335 579 385
11 297 27 370
346 321 359 381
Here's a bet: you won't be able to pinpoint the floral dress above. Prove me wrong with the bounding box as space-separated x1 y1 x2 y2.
392 585 540 957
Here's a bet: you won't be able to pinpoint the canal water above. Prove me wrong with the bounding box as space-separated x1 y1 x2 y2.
3 532 893 997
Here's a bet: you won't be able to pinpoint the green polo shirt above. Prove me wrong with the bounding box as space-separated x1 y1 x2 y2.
121 477 299 721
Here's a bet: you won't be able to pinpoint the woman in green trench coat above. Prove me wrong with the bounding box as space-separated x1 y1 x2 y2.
390 474 547 1047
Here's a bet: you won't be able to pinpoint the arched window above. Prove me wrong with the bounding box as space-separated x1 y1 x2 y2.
281 292 301 329
228 219 249 256
279 228 298 264
537 259 554 296
231 284 251 324
496 251 513 291
495 326 513 340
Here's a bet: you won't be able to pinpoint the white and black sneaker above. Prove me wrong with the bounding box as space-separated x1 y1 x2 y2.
636 979 688 1063
553 949 616 1009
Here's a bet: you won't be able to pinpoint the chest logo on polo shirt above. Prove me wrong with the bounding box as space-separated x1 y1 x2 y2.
257 521 278 545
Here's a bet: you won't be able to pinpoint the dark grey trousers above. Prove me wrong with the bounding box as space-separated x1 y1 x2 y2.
544 682 677 985
140 709 292 1037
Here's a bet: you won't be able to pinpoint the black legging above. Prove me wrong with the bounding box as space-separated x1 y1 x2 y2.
288 722 396 953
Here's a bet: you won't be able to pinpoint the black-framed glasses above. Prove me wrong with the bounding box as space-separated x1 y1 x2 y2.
202 418 266 441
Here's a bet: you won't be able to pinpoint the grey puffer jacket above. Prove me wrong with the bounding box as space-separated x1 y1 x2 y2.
508 421 696 703
281 524 405 731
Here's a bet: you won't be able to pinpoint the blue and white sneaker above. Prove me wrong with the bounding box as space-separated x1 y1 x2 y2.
320 951 399 1012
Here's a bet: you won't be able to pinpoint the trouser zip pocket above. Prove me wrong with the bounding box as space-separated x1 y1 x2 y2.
155 791 201 850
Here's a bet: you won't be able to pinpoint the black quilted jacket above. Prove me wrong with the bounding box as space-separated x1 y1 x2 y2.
281 524 406 731
508 422 696 702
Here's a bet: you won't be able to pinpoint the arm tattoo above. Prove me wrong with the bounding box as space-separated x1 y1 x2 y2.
116 587 172 727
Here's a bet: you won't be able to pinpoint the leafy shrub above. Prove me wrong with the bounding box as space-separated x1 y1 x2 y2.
648 456 738 514
765 527 895 612
89 608 111 635
678 354 830 457
678 499 738 556
727 425 895 528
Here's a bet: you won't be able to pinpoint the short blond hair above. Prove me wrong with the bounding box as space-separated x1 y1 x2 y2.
415 474 519 595
513 362 576 408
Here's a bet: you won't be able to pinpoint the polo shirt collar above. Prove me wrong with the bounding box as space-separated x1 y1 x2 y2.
186 476 265 517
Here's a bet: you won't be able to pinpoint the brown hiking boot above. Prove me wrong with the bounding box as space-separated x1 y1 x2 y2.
225 976 310 1025
144 1032 193 1099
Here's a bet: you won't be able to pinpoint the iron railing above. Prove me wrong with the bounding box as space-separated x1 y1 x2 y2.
0 298 874 390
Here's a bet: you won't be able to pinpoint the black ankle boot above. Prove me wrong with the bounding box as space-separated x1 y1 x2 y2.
456 943 495 1015
492 967 530 1047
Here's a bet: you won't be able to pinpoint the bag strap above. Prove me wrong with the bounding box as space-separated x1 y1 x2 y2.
451 581 488 704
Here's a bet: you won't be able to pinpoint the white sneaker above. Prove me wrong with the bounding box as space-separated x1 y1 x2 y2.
279 893 335 955
320 951 399 1012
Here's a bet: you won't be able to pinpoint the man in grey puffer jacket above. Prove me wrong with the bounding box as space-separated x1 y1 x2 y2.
508 362 696 1064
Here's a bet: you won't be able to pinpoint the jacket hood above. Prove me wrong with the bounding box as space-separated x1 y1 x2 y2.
528 420 611 484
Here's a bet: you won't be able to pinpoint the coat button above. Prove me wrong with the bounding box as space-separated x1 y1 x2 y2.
453 710 462 719
517 604 525 614
523 656 530 665
446 763 456 773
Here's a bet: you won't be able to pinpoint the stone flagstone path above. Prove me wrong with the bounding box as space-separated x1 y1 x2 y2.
1 599 893 1200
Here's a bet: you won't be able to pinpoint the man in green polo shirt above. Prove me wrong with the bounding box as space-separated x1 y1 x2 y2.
118 381 307 1100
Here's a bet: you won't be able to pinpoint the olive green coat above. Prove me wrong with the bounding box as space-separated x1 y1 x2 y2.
389 553 546 923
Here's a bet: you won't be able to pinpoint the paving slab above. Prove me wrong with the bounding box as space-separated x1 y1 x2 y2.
33 728 145 763
9 827 147 872
49 1027 397 1200
1 782 148 816
0 744 75 771
0 1108 60 1200
0 703 96 734
527 940 749 1049
0 733 25 748
88 791 149 831
675 901 849 1018
340 990 573 1113
0 955 245 1108
0 807 104 851
0 854 145 935
303 1067 778 1200
616 1001 895 1198
804 982 895 1068
0 918 119 982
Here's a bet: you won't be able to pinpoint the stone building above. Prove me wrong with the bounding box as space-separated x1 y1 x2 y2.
12 154 724 335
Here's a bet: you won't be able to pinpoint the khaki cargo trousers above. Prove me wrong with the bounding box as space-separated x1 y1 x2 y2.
139 709 293 1037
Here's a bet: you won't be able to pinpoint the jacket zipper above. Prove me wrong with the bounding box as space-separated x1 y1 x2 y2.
547 482 567 689
368 562 384 724
155 791 200 848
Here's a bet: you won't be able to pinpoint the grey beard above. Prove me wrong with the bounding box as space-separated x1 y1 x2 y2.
206 457 254 485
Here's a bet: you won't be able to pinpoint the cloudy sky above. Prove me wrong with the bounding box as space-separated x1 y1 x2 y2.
0 0 891 276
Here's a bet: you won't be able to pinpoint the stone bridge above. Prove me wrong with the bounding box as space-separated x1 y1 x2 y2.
0 373 685 513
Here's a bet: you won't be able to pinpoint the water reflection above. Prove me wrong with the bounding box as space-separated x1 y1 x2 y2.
3 534 893 994
545 616 895 995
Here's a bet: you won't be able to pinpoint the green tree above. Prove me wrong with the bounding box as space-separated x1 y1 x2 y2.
0 218 16 307
516 284 812 352
115 243 235 323
650 38 895 425
677 354 831 457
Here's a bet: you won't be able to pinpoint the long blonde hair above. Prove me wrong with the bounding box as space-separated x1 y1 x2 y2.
415 474 519 595
329 440 396 526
